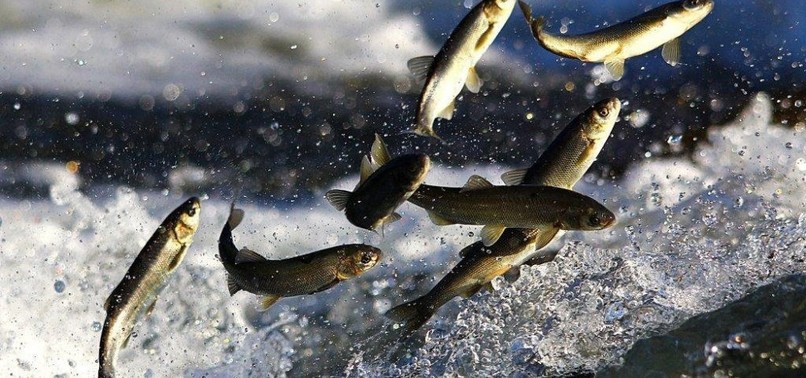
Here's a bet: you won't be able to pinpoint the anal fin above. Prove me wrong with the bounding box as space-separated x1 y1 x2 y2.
258 295 281 311
438 100 456 120
427 210 455 226
235 248 267 264
325 189 351 211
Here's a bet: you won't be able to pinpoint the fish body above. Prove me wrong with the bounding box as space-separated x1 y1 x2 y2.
327 135 430 233
502 97 621 188
409 0 516 138
99 197 201 378
219 206 382 310
408 177 615 245
386 227 547 335
520 0 714 79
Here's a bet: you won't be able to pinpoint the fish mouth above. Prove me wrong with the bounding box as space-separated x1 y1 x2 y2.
601 214 617 228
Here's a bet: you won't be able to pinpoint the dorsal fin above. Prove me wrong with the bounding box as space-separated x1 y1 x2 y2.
235 248 267 264
359 156 374 185
325 189 351 211
407 56 435 82
461 175 494 192
228 204 244 229
501 168 528 186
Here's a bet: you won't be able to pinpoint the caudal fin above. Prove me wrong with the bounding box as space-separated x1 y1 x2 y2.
385 299 435 337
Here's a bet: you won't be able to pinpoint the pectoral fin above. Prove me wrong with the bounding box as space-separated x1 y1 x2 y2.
661 37 681 67
465 66 483 93
258 295 281 311
501 168 528 186
427 210 455 226
481 224 506 246
576 140 596 165
604 60 625 81
145 298 157 318
167 246 187 272
325 189 351 211
407 56 435 82
438 100 456 120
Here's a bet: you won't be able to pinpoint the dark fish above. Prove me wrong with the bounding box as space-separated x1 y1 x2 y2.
520 0 714 79
219 205 382 310
326 134 430 233
99 197 201 378
408 176 615 246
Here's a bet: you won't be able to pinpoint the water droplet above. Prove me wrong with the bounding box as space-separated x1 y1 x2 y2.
65 112 80 125
666 134 683 145
54 280 66 293
13 102 20 110
290 45 298 50
92 321 102 332
785 142 793 149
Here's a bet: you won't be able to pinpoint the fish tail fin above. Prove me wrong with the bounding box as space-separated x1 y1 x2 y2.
535 16 545 32
386 299 434 337
226 274 242 296
218 206 242 264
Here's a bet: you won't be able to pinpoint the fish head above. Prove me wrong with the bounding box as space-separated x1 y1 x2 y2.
558 203 616 230
172 197 202 243
673 0 714 26
584 97 621 141
484 0 516 15
390 154 431 191
339 245 383 277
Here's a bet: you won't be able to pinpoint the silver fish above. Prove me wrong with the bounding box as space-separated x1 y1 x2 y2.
99 197 201 378
520 0 714 79
219 205 382 311
409 0 516 139
326 134 430 233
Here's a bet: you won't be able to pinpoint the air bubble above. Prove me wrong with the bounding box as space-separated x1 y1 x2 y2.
54 280 66 293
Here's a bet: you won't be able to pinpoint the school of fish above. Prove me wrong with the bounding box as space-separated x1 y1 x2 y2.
97 0 714 375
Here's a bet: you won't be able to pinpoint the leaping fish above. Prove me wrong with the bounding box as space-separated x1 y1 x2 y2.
99 197 201 378
219 205 382 311
407 176 615 246
326 134 430 234
409 0 516 139
519 0 714 80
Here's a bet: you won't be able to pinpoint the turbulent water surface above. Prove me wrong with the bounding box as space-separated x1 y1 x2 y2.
1 0 805 377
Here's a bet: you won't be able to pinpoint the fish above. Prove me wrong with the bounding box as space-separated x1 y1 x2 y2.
500 98 621 267
519 0 714 80
407 176 616 246
502 97 621 188
326 134 430 234
386 227 550 336
99 197 201 378
408 0 517 139
219 205 382 311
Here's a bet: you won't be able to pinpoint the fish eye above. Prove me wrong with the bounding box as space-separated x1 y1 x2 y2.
589 214 601 226
360 252 373 265
597 107 609 118
683 0 703 9
188 207 197 216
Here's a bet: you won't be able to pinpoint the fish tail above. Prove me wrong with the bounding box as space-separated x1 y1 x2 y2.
98 325 116 378
385 299 435 337
217 207 241 264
